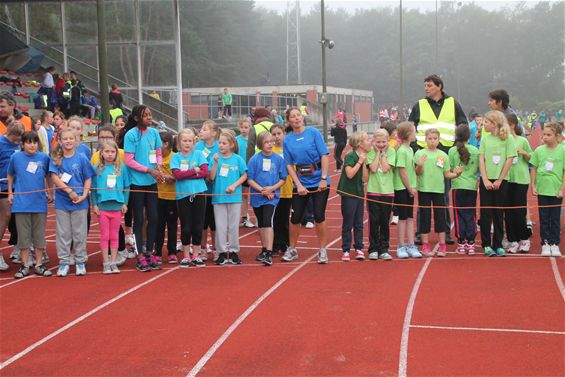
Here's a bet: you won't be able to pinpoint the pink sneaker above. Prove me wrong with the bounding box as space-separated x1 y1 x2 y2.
168 254 178 264
341 252 351 262
422 243 434 257
355 250 365 260
437 244 447 257
456 242 466 254
466 243 476 255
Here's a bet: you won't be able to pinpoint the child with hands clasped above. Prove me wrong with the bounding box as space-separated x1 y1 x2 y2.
50 128 94 276
415 128 462 257
236 118 255 228
210 131 247 265
366 129 396 260
247 131 287 266
530 121 565 257
91 140 130 274
478 110 517 257
337 132 370 262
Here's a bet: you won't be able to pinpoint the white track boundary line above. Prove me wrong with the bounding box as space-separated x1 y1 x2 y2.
398 257 432 377
550 257 565 302
0 266 179 370
410 324 565 336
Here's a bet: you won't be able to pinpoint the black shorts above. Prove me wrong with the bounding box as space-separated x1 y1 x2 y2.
394 189 414 220
290 187 330 224
203 196 216 231
0 190 8 199
253 204 276 228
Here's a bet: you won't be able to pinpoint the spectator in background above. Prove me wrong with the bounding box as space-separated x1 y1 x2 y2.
150 90 161 101
272 108 284 125
109 84 124 110
330 118 347 173
81 89 99 119
467 110 481 148
41 66 55 111
0 92 32 135
222 88 233 120
246 108 273 163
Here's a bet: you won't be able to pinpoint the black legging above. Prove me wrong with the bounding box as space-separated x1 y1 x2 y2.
178 194 206 246
155 198 178 256
130 184 159 255
334 143 346 170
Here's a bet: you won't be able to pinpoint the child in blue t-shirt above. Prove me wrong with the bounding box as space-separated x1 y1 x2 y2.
50 128 94 277
247 131 287 266
92 140 130 274
170 128 209 268
67 116 92 160
209 130 247 265
236 118 254 228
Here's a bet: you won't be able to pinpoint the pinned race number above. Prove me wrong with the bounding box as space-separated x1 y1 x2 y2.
219 163 229 177
544 158 554 171
149 150 157 164
492 154 501 165
436 156 445 168
107 174 117 188
60 172 72 183
26 161 38 174
512 156 518 165
202 148 210 159
262 158 272 172
180 160 189 171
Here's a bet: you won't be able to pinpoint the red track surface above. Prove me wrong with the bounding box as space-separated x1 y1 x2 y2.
1 130 564 376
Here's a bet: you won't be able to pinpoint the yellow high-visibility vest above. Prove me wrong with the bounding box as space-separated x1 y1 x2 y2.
416 97 456 148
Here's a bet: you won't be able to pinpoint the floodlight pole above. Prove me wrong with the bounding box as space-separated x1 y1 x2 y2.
321 0 328 142
97 0 110 125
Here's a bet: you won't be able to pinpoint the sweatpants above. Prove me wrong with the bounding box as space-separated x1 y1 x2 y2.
452 189 477 244
56 208 88 264
214 203 241 254
367 195 393 254
273 197 291 253
178 195 206 246
479 180 508 249
341 196 364 252
155 198 178 256
504 182 531 242
538 195 562 245
130 184 159 255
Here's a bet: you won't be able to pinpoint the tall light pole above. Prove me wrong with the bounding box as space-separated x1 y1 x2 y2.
435 0 439 70
399 0 404 119
320 0 334 142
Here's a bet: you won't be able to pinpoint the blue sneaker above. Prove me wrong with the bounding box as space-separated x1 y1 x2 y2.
56 263 69 277
484 246 495 257
397 246 409 259
407 245 422 258
495 248 506 257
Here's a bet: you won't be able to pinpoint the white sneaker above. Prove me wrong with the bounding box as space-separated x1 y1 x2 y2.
379 252 393 261
550 244 562 257
502 238 511 249
0 254 9 271
390 216 399 225
176 242 182 252
519 240 530 252
368 252 379 260
305 222 314 229
102 262 112 275
10 246 20 260
507 242 519 254
116 249 128 266
282 247 298 262
241 217 256 228
541 243 551 257
76 263 87 276
317 248 329 264
57 264 70 277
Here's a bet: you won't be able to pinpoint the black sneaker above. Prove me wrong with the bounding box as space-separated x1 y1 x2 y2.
136 256 151 272
256 251 267 262
230 253 241 265
215 253 228 265
262 252 273 266
445 234 455 245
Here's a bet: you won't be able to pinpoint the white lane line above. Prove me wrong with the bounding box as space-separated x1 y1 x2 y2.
0 266 179 370
550 257 565 302
410 324 565 336
398 257 432 377
187 235 345 377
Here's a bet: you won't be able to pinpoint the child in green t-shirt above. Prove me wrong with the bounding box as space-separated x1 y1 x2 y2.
478 110 517 257
366 129 396 260
337 131 370 261
530 122 565 257
415 128 461 257
504 114 533 253
449 124 479 255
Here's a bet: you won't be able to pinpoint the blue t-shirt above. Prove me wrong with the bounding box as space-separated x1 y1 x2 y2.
194 140 219 193
0 136 21 191
211 153 247 205
124 127 163 186
77 143 92 160
247 152 287 208
468 120 479 148
236 135 248 162
46 126 55 149
7 151 50 213
49 152 95 211
283 127 329 188
170 150 208 200
91 164 131 206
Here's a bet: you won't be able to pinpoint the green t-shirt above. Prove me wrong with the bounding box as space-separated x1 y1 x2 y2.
337 151 365 198
479 134 517 180
221 93 232 106
366 147 396 195
508 136 532 185
530 143 565 196
393 144 417 191
448 144 479 191
414 148 451 193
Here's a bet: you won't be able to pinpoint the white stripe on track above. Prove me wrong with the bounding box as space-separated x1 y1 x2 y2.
410 324 565 336
550 257 565 302
398 257 432 377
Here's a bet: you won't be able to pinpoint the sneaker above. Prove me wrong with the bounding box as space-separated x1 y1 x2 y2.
14 266 29 279
445 234 455 245
341 252 351 262
484 246 495 257
110 263 120 274
199 250 208 262
56 264 70 277
136 256 151 272
550 244 562 257
456 242 467 254
466 243 476 255
180 257 191 268
103 262 112 274
495 248 506 257
168 254 178 264
9 246 20 260
502 238 511 249
282 247 298 262
526 220 534 231
368 251 380 260
76 263 87 276
191 256 206 268
507 242 519 254
422 243 434 257
317 248 329 264
256 250 267 262
230 253 241 265
149 255 162 270
34 264 52 277
262 251 273 266
355 250 365 260
397 246 409 259
519 240 531 253
176 242 182 252
215 253 228 265
41 250 50 264
304 222 315 229
0 254 8 271
116 250 128 266
379 252 393 261
541 242 551 257
390 215 399 225
437 244 447 257
241 217 256 228
127 249 137 259
407 245 422 258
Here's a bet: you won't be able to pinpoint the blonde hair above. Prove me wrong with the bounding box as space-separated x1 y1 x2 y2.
237 118 251 128
484 110 511 140
219 130 238 154
50 128 75 168
396 121 415 142
97 140 122 176
176 128 196 150
348 131 367 149
425 128 440 137
373 129 389 140
256 130 273 150
201 119 219 140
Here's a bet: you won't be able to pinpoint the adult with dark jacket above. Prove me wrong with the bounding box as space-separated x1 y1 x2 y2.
109 84 124 110
330 118 348 172
246 107 274 163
